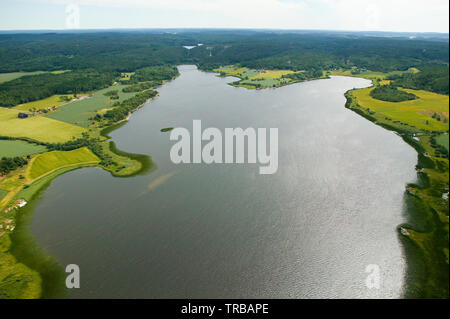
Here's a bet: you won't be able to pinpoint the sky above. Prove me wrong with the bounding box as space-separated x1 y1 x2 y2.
0 0 448 33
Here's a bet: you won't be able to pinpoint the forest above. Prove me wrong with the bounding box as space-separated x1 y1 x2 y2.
0 30 448 108
0 70 115 106
370 85 418 102
0 156 28 175
389 65 449 95
101 89 158 123
0 31 448 74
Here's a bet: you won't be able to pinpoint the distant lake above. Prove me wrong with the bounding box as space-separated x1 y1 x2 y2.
31 65 417 298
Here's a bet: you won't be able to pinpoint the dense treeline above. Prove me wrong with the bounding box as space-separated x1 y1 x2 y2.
0 31 447 74
282 69 324 81
389 65 449 95
370 85 418 102
0 70 115 106
129 66 179 83
0 33 189 73
0 156 28 175
101 90 158 123
122 81 156 93
0 31 447 107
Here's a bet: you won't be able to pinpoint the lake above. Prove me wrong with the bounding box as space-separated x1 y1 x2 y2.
31 65 417 298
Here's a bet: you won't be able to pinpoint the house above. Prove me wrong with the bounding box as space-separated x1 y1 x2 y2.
18 112 28 119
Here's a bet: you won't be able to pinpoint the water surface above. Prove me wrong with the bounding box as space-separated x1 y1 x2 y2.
31 65 417 298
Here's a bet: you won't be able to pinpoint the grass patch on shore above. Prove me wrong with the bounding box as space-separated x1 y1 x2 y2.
0 107 87 143
0 234 42 299
0 140 47 158
28 147 99 180
100 141 154 177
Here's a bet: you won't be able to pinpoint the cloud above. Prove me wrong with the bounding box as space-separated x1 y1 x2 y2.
26 0 450 32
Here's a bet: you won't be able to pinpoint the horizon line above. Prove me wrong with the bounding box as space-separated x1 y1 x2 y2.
0 27 448 35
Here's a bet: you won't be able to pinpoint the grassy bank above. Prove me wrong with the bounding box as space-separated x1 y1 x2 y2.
344 82 449 298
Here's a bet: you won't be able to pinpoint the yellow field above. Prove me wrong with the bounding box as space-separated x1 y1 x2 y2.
13 94 86 111
250 70 295 79
28 147 99 180
329 67 419 81
50 70 71 74
353 87 449 131
0 107 87 143
214 66 248 77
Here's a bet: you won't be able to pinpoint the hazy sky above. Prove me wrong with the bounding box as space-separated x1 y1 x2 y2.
1 0 448 32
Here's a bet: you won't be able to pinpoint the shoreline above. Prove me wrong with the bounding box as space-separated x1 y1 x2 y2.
1 90 162 298
2 69 447 298
343 82 449 298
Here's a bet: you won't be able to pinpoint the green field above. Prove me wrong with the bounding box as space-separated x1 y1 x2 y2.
436 133 449 152
0 72 46 84
13 94 85 111
0 140 47 158
50 70 71 75
45 85 137 127
352 87 449 131
28 147 100 180
0 108 86 143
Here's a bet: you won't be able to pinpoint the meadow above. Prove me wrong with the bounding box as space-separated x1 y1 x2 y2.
436 133 449 152
352 87 449 132
28 147 99 180
0 140 47 158
0 72 46 84
45 85 137 127
13 94 85 111
0 108 86 143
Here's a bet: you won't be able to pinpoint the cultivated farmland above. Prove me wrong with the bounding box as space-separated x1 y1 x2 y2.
28 147 100 180
13 94 85 111
0 108 86 143
45 85 137 127
0 140 47 158
352 87 449 131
